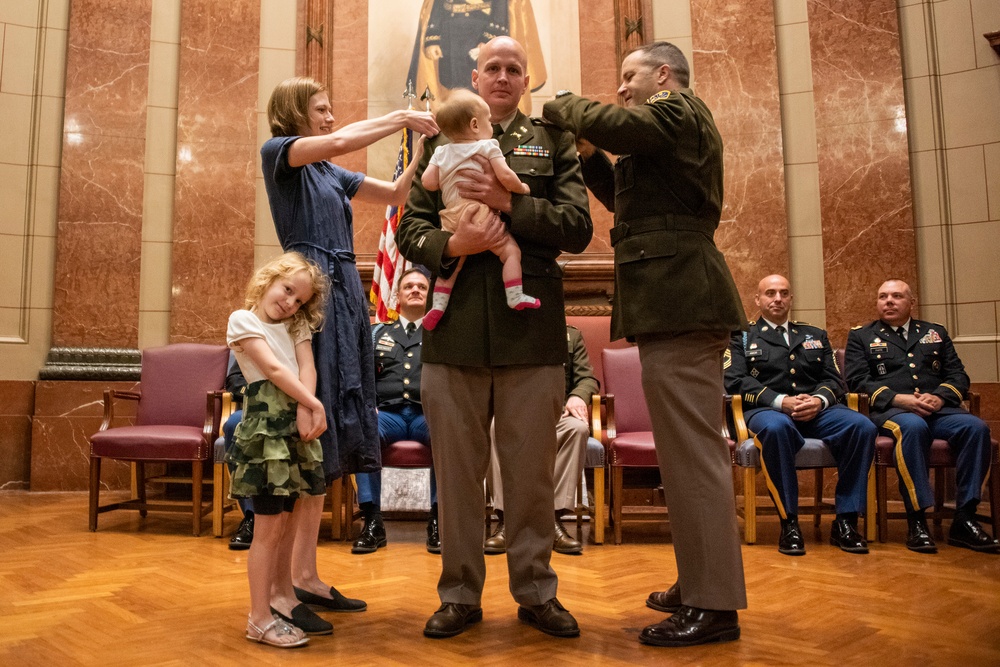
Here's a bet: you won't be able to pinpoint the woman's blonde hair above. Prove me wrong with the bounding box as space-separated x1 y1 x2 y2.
244 252 329 332
267 76 325 137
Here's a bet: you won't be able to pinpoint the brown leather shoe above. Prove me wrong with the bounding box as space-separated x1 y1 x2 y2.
423 603 483 638
646 581 681 613
553 520 583 555
484 522 506 554
639 605 740 647
517 598 580 637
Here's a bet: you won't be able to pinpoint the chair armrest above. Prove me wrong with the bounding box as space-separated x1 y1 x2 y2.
218 392 237 437
727 394 750 442
968 391 980 417
845 392 868 414
603 394 616 441
590 394 602 441
98 389 140 431
204 391 226 444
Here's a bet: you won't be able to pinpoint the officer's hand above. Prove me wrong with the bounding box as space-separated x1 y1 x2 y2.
779 396 797 415
456 154 514 214
564 396 589 422
425 45 443 60
915 391 944 413
791 395 822 422
445 206 506 257
576 137 596 160
892 392 933 416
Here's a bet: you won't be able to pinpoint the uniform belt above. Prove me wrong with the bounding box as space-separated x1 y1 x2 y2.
443 2 491 12
609 215 715 246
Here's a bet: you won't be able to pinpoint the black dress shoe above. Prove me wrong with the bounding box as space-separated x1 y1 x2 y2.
517 598 579 637
294 586 367 612
906 518 938 553
778 518 805 556
271 603 333 635
830 518 869 554
426 515 441 554
646 581 682 613
423 603 483 638
484 522 505 554
948 517 1000 553
553 520 582 555
228 513 254 551
639 605 740 647
351 514 387 554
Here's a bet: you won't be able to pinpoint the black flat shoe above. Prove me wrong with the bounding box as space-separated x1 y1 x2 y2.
639 606 740 647
294 586 367 612
906 518 937 553
228 514 253 551
271 603 333 636
426 515 441 554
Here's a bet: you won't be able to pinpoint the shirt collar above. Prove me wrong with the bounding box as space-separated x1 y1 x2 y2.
761 317 788 331
397 314 422 330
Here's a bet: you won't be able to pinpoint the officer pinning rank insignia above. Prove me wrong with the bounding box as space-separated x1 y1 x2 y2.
512 145 549 158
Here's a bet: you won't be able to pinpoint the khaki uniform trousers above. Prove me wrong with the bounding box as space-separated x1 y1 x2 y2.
422 362 564 606
636 331 748 611
490 412 589 513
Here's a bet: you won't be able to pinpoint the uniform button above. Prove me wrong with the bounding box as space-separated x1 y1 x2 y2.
407 352 413 358
403 392 410 399
908 353 914 358
789 354 796 360
639 250 645 258
790 368 796 375
909 363 915 368
791 383 797 388
403 378 410 385
529 168 537 175
404 363 411 370
876 355 882 359
912 375 918 380
379 352 384 357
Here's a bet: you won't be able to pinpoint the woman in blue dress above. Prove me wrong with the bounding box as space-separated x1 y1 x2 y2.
261 76 438 619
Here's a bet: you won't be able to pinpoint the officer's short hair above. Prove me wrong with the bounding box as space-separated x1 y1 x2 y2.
630 42 690 88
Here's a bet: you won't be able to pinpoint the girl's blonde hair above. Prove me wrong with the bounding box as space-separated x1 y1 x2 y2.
267 76 325 137
244 252 329 332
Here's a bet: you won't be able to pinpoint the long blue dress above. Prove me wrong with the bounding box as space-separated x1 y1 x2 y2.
260 136 381 480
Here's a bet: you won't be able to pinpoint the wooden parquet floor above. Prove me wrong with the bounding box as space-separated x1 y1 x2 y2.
2 492 999 666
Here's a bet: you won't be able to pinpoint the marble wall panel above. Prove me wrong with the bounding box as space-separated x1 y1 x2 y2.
691 0 788 318
577 0 618 254
0 381 35 491
51 0 152 347
169 0 259 343
330 0 376 250
808 0 916 348
30 380 137 491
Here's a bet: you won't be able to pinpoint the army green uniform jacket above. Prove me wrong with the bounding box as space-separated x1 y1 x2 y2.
397 110 592 367
543 89 746 341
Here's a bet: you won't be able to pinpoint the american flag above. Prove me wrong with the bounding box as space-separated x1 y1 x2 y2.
369 126 413 323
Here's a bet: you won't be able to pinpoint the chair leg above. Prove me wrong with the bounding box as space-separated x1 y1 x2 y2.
593 466 605 545
933 467 945 528
813 469 823 527
192 460 203 537
575 471 584 533
89 457 101 532
345 475 358 540
743 467 757 545
865 464 877 542
329 478 342 540
213 461 224 538
877 465 888 543
135 462 147 517
612 465 623 545
989 457 1000 539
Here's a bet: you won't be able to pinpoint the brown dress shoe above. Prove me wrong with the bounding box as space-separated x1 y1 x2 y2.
517 598 580 637
646 581 681 613
553 520 583 555
639 605 740 647
423 603 483 638
484 522 506 554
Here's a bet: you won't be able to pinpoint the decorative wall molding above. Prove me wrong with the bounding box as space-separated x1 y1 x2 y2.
39 348 141 381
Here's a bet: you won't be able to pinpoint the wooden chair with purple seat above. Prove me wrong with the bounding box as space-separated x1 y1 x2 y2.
88 343 230 536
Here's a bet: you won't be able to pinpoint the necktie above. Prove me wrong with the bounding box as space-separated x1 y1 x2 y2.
776 325 787 345
406 322 416 339
492 123 504 139
895 325 907 341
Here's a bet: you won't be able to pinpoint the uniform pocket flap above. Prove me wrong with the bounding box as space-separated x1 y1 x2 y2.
615 230 678 264
510 155 554 178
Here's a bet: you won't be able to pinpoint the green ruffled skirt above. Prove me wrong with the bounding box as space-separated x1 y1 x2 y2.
226 380 326 498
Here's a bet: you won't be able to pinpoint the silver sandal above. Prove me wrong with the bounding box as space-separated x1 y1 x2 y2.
246 614 310 648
